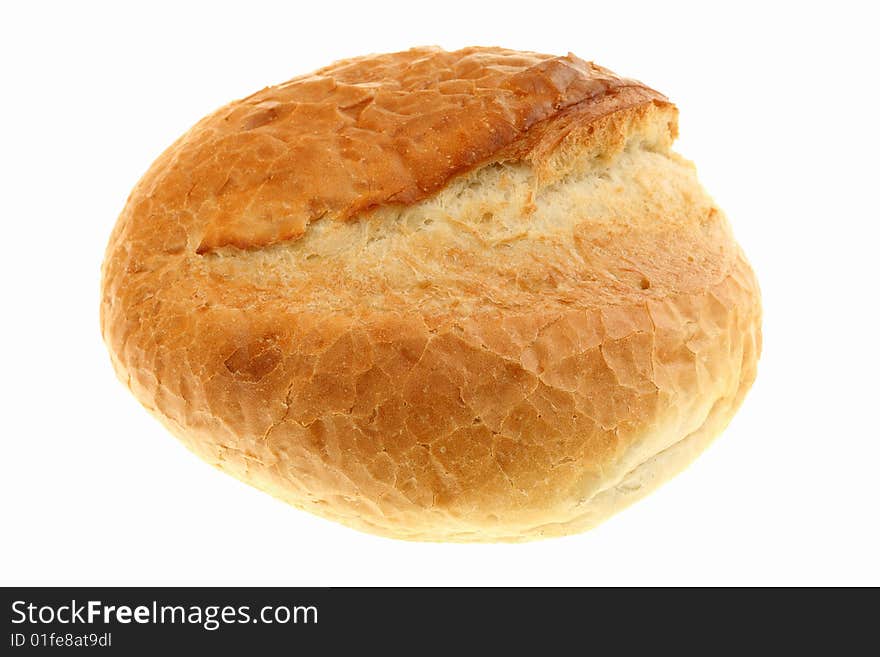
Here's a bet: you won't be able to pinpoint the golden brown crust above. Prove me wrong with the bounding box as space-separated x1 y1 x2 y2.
101 47 761 541
109 46 666 255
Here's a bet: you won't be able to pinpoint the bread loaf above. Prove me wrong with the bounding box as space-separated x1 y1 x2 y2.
101 47 761 541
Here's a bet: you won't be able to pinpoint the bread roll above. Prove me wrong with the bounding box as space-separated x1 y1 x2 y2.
101 47 761 542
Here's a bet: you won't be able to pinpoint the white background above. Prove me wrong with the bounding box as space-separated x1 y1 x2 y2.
2 0 877 586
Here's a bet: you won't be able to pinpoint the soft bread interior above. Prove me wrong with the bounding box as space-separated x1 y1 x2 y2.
199 103 731 315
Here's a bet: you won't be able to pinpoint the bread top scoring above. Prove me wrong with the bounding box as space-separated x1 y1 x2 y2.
134 46 667 254
104 46 744 321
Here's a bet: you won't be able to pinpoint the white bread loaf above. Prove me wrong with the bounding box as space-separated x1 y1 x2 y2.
101 47 762 541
